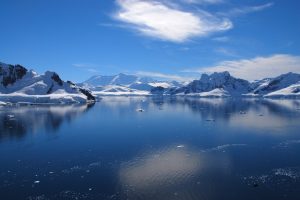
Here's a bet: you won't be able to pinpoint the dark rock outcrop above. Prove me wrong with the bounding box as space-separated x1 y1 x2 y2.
0 64 28 87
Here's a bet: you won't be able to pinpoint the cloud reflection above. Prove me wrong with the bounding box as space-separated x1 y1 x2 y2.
119 145 231 199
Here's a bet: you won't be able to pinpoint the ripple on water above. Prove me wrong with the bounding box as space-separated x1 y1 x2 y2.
118 146 208 199
242 167 300 189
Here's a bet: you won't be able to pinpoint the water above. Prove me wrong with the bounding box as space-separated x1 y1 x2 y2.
1 97 300 200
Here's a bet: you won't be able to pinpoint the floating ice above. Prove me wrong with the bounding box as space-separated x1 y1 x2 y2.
274 168 300 179
242 167 300 188
202 144 247 152
277 140 300 148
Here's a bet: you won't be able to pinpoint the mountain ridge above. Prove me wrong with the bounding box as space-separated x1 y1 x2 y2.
1 61 300 101
79 71 300 98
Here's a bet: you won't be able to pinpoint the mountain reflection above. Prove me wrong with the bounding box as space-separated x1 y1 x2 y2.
0 103 94 141
151 96 300 120
1 97 300 141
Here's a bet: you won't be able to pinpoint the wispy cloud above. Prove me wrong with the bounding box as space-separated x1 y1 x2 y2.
72 63 100 73
214 47 237 57
136 71 195 82
183 54 300 81
220 2 274 17
181 0 225 5
212 36 230 42
114 0 232 42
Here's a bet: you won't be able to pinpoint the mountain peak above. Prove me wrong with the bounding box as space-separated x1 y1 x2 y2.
117 73 128 76
200 71 231 81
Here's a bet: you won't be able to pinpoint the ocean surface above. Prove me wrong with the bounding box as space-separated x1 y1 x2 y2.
1 97 300 200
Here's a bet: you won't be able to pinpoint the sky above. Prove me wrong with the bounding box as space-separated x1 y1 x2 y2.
0 0 300 82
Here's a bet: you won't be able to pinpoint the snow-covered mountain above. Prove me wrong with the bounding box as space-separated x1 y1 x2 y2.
168 71 251 97
81 71 300 98
150 71 300 98
1 61 299 100
80 73 184 95
251 72 300 95
82 73 145 87
0 62 95 103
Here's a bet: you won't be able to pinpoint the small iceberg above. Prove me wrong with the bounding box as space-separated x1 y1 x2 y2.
7 114 15 118
136 108 144 112
0 101 7 106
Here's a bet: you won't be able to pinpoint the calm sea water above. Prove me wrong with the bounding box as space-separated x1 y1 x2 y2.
1 97 300 200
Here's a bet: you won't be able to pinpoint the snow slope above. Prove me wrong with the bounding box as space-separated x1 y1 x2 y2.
91 85 150 96
251 72 300 95
264 82 300 98
184 88 231 97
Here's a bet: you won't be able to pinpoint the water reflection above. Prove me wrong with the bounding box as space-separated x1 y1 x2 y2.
98 96 300 115
1 97 300 199
119 145 235 200
150 97 300 130
154 97 299 116
0 103 94 141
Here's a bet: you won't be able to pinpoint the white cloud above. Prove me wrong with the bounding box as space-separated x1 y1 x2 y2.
182 0 224 4
136 71 195 82
114 0 232 42
221 2 274 17
183 54 300 81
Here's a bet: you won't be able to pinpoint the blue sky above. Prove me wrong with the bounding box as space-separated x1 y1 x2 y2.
0 0 299 82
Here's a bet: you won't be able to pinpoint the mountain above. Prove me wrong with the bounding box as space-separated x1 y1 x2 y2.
0 62 95 103
168 71 251 97
81 73 184 95
2 61 299 100
82 71 300 98
251 72 300 95
83 73 143 87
